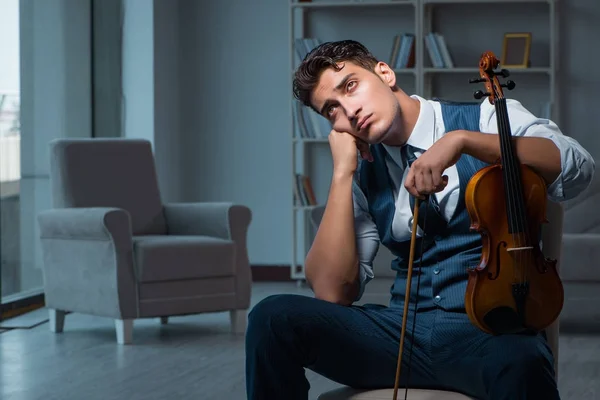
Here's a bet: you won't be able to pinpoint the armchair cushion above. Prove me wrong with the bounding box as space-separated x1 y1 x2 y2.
162 201 253 309
132 235 236 282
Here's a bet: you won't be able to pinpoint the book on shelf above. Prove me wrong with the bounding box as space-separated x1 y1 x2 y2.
293 37 333 140
293 99 332 139
294 173 318 207
424 32 454 68
389 33 415 69
294 37 322 63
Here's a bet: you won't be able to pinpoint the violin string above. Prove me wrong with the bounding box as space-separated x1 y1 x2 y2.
498 98 517 283
404 197 428 400
495 94 521 285
498 96 528 284
502 99 525 283
502 94 531 284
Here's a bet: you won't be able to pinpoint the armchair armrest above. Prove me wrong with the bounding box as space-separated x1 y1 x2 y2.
163 202 253 309
163 202 252 240
37 208 138 318
38 208 132 252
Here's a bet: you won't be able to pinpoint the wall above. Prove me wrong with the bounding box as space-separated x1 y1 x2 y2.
174 0 600 272
178 0 291 264
559 0 600 156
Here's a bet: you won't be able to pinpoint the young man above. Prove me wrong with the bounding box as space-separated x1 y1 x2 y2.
245 40 595 400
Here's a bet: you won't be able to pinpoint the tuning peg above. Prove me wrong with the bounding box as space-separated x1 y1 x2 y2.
473 90 490 99
501 80 516 90
469 77 486 84
495 69 510 77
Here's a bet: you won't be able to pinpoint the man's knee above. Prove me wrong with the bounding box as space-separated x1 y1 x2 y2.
496 337 557 390
512 338 555 375
247 294 308 340
514 345 555 377
485 337 558 399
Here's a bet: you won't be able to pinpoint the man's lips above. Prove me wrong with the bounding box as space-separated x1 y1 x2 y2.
357 114 372 131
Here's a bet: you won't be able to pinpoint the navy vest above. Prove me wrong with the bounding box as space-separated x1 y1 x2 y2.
357 100 489 312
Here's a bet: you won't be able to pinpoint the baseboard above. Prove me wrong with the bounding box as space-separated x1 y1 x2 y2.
1 292 45 322
251 265 295 282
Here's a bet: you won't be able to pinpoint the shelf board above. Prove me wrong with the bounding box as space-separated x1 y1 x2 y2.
394 68 417 74
294 205 322 211
424 67 551 74
290 0 551 6
423 0 551 4
291 0 416 9
294 138 329 144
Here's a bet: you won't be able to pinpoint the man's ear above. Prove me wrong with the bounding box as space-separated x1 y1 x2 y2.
375 61 396 88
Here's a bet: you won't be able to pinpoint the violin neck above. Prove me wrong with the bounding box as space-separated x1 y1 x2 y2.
495 98 530 239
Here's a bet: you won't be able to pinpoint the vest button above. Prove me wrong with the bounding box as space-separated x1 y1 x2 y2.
433 268 441 275
434 295 441 302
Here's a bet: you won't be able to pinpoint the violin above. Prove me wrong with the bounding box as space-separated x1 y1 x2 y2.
391 51 564 400
464 51 564 336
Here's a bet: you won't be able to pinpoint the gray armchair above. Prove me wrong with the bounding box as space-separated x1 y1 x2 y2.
37 138 252 344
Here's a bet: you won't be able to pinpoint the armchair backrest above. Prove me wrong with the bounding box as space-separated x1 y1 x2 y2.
48 138 167 235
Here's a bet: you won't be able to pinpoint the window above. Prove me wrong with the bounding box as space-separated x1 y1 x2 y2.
1 0 25 303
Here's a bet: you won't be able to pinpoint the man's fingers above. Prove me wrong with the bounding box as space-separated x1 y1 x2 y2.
431 169 443 188
356 140 373 162
404 169 424 199
404 170 418 198
423 169 436 194
430 173 448 192
415 170 427 196
360 150 373 161
438 175 449 190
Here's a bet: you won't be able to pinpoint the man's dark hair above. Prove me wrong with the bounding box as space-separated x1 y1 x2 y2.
293 40 379 111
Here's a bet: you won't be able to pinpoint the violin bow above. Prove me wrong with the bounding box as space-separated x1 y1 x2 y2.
392 196 428 400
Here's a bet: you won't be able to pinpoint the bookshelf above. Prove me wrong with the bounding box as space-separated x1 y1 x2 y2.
289 0 558 282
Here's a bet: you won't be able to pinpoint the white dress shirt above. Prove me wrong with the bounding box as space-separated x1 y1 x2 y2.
352 95 595 298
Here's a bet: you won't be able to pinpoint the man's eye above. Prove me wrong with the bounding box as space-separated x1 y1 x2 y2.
347 81 356 91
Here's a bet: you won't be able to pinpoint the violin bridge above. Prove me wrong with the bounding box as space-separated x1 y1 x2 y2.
506 246 534 252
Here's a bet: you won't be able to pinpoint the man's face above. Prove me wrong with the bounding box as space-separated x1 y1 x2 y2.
310 61 400 144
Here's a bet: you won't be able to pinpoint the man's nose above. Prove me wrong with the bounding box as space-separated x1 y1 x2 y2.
346 103 361 122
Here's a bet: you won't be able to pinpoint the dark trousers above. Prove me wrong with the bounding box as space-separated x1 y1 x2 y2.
245 294 560 400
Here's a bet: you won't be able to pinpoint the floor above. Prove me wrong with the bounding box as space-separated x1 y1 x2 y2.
1 281 599 400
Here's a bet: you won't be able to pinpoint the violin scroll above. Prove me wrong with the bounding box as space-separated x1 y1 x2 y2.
469 51 516 104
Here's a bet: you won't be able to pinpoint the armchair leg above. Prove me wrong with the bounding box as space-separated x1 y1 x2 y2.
49 309 66 333
115 319 134 345
230 310 247 334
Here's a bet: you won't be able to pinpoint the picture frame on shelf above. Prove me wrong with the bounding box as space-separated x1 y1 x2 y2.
501 32 532 68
